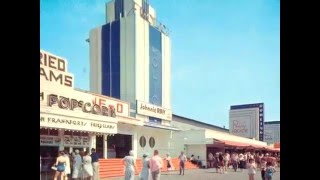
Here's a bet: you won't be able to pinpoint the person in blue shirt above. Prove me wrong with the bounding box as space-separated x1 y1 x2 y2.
90 148 100 180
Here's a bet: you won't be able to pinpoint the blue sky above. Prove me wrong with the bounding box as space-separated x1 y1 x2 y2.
40 0 280 128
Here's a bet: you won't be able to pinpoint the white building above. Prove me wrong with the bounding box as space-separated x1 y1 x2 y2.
89 0 173 159
264 121 280 145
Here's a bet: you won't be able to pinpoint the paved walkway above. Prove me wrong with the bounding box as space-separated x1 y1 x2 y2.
107 168 280 180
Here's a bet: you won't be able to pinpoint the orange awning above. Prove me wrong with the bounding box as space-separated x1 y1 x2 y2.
214 139 266 149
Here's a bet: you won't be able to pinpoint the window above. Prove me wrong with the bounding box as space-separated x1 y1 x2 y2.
139 136 146 148
149 137 155 148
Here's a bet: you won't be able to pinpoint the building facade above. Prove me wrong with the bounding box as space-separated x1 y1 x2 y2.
89 0 174 159
229 103 265 141
89 0 171 126
264 121 280 145
40 50 144 159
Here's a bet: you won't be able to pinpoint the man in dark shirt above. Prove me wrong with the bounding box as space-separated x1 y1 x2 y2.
91 148 100 180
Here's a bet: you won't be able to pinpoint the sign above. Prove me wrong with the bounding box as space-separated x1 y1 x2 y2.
40 135 60 146
136 100 172 121
40 50 74 88
63 135 90 147
264 123 280 144
40 86 130 120
230 117 251 137
40 113 118 134
229 103 264 141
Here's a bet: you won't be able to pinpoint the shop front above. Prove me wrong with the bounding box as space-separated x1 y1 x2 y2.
40 50 136 159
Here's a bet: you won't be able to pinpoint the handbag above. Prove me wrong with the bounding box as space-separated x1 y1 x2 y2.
51 165 57 171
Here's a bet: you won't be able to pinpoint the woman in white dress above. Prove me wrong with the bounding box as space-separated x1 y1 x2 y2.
72 150 82 180
64 150 71 180
139 153 150 180
123 150 137 180
82 151 94 180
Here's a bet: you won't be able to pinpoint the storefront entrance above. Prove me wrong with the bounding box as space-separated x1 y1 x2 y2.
107 134 132 158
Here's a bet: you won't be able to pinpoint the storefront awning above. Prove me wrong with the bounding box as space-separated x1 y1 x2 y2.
214 139 266 149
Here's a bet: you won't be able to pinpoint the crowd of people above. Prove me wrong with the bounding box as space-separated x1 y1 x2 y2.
122 150 188 180
205 151 279 180
42 149 279 180
41 148 100 180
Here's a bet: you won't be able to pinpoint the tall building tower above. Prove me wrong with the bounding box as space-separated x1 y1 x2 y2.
89 0 172 126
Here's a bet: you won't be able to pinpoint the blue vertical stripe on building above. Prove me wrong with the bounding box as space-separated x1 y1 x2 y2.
101 24 111 96
110 20 121 99
101 21 121 99
115 0 124 20
149 25 162 123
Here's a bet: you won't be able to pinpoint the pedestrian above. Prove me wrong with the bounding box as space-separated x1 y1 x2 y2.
265 162 276 180
247 159 256 180
218 153 225 174
123 150 137 180
231 153 238 172
164 153 174 171
83 151 93 180
64 150 71 180
72 149 82 180
207 152 214 168
140 153 150 180
260 156 267 180
90 148 100 180
214 153 220 173
239 153 246 172
53 151 67 180
178 151 187 175
149 150 163 180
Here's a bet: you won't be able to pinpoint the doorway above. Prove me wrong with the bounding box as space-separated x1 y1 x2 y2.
107 134 132 158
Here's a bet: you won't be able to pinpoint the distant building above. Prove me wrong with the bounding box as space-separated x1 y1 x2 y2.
264 121 280 145
229 103 264 141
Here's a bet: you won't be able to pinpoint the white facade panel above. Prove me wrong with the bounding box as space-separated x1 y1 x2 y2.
106 0 115 24
136 126 171 158
161 34 171 110
135 14 149 107
89 27 102 94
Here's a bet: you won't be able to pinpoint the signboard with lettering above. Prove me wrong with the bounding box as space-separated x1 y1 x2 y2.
136 100 172 121
63 135 90 147
264 123 280 144
229 103 264 141
40 50 74 88
40 113 117 134
40 50 130 120
40 135 60 146
40 88 130 121
230 116 251 138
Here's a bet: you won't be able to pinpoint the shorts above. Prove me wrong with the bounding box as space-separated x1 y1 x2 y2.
180 161 185 168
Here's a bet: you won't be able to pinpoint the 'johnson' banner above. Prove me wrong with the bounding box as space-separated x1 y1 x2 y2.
136 100 172 121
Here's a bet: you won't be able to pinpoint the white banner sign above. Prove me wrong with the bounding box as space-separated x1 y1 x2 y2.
40 113 117 134
136 100 172 121
63 135 90 147
40 135 61 146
